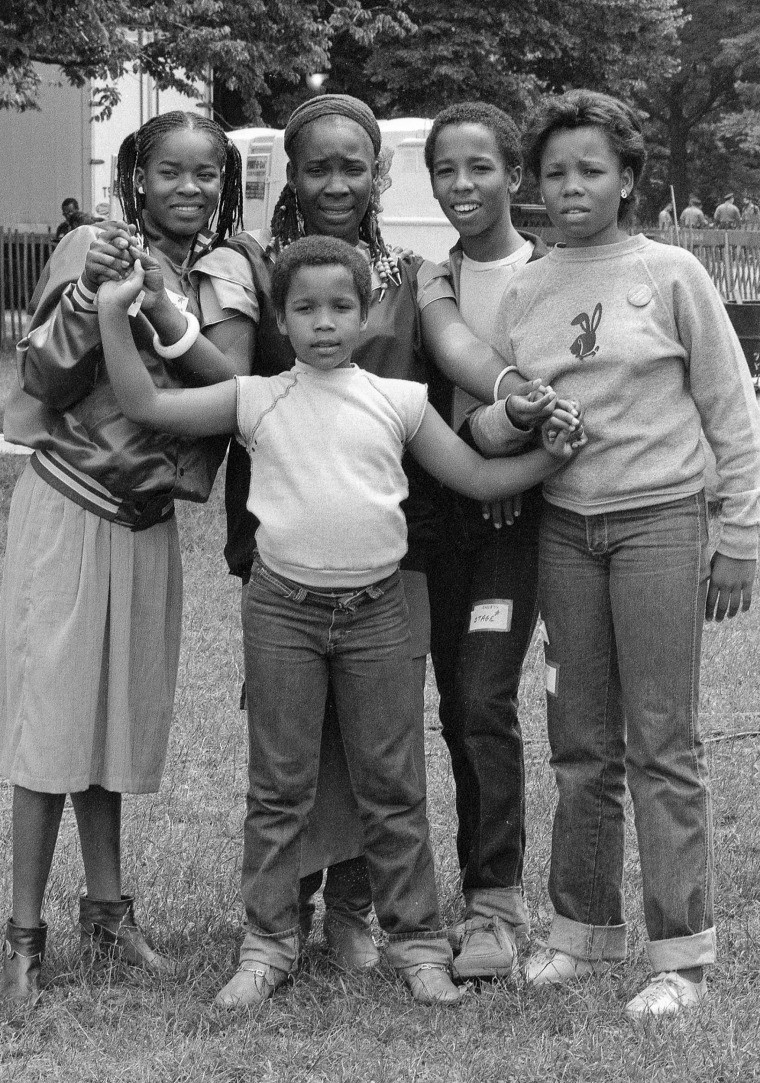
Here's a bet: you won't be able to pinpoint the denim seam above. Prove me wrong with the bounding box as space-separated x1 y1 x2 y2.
690 493 711 932
387 929 446 943
247 924 300 940
585 513 614 931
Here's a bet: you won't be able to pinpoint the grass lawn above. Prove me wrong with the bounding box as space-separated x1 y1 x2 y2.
1 345 759 1081
1 345 19 431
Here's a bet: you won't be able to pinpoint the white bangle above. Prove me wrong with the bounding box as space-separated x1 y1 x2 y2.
152 311 200 359
493 364 518 402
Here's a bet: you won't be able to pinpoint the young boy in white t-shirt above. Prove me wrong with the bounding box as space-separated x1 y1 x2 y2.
96 234 582 1010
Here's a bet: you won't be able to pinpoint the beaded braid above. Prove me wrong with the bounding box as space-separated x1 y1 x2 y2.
114 111 243 254
268 178 400 293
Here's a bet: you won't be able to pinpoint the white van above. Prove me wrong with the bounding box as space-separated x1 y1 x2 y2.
228 119 458 262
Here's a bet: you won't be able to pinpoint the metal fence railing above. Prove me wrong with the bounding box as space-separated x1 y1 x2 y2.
645 228 760 302
1 228 57 349
1 224 759 354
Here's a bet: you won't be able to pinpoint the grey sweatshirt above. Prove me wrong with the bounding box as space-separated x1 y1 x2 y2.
471 234 760 560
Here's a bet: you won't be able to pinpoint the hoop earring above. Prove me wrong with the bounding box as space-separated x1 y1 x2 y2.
295 192 305 236
137 186 145 195
621 188 628 199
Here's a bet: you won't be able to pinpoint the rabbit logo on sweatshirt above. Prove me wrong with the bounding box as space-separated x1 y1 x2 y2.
569 303 602 360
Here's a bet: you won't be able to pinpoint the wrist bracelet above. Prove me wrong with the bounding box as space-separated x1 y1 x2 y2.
152 311 200 360
493 364 518 402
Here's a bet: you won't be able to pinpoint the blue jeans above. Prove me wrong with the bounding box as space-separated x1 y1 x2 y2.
240 559 443 950
538 495 716 971
428 485 542 931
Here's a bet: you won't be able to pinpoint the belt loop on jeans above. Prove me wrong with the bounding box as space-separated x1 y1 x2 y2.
31 449 175 532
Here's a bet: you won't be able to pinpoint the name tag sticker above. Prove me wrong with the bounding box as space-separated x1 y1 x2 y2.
469 600 512 633
545 662 559 696
165 288 189 313
127 291 144 317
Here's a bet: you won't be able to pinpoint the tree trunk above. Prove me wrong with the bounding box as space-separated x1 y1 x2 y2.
667 82 691 216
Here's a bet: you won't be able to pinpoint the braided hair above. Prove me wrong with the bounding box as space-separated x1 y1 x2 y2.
269 105 394 277
268 176 396 285
269 180 392 263
115 111 243 252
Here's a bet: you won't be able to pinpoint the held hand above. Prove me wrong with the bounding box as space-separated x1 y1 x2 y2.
98 258 146 311
482 492 522 530
82 224 136 291
544 398 585 447
705 553 756 621
134 250 166 311
541 417 587 460
505 379 557 430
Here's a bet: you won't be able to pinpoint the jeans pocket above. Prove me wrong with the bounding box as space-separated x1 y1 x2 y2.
252 561 295 600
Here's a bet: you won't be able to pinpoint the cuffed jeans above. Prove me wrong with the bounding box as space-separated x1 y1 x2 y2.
240 559 445 958
538 494 716 971
428 486 541 932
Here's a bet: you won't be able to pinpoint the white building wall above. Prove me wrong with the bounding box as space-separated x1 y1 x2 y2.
0 65 91 230
0 61 211 230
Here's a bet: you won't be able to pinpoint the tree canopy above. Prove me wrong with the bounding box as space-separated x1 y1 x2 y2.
2 0 759 219
633 0 760 212
0 1 411 119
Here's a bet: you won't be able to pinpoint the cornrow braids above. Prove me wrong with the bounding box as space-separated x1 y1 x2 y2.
114 111 243 254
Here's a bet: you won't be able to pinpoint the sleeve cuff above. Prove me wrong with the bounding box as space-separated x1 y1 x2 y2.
468 400 534 456
71 276 98 313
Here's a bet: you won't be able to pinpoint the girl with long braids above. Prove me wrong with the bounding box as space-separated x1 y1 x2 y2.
190 94 562 1007
0 111 244 1004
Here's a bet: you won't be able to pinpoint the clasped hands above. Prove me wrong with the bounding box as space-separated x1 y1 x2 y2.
482 380 585 528
82 222 164 307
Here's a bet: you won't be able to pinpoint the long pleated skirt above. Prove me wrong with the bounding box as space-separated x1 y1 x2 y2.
0 463 182 794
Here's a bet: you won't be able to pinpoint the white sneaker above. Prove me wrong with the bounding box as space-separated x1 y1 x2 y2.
525 948 609 986
625 971 707 1017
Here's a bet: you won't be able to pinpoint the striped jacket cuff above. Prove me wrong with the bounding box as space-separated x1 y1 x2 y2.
71 276 98 313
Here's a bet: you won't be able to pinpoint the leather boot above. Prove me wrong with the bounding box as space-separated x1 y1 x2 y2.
79 894 174 975
0 918 47 1006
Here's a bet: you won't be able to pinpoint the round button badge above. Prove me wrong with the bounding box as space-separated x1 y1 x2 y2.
627 284 653 307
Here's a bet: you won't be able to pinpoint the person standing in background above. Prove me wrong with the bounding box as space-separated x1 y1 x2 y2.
54 198 80 241
679 195 708 228
714 193 741 229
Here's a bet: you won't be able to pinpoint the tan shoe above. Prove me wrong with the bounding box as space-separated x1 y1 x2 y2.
324 911 380 971
453 916 518 981
401 963 462 1006
214 962 288 1008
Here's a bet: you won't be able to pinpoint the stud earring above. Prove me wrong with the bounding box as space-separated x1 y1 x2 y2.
137 186 145 195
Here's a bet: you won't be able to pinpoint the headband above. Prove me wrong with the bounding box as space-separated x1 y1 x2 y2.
284 95 382 158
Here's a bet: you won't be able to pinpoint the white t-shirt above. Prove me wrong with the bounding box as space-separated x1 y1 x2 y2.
451 241 534 433
236 361 428 587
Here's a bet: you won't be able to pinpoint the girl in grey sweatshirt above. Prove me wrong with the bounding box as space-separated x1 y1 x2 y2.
472 89 760 1018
